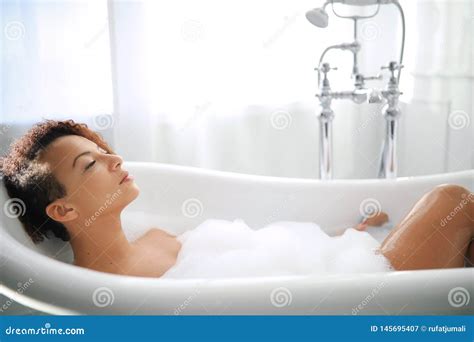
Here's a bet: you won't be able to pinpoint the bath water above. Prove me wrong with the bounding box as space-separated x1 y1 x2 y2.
122 212 394 278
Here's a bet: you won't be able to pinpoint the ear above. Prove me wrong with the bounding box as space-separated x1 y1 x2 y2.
45 199 78 223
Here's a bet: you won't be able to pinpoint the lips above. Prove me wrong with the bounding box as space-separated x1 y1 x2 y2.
119 171 130 185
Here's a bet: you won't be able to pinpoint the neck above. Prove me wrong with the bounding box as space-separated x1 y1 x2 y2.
69 212 132 267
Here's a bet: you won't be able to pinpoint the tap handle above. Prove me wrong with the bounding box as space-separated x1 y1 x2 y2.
315 63 338 74
381 61 404 78
315 63 338 86
381 61 404 71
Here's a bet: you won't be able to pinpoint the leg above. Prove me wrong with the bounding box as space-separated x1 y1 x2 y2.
379 184 474 271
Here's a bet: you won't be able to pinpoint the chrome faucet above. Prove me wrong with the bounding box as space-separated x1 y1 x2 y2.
370 61 404 179
315 63 335 180
307 0 406 179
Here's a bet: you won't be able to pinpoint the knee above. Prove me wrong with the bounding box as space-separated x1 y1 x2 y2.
431 184 474 214
432 184 471 198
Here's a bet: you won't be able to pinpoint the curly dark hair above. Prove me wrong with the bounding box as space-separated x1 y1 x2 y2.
0 120 114 244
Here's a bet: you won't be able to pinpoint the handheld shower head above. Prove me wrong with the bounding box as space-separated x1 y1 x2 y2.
329 0 396 5
306 0 398 28
306 8 329 28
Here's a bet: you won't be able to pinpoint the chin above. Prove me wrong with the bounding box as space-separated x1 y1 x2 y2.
125 184 140 201
110 188 139 213
105 182 139 212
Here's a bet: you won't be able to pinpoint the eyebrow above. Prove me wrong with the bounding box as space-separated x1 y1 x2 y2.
72 151 91 168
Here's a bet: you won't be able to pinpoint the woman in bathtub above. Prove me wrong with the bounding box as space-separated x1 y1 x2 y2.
1 120 473 277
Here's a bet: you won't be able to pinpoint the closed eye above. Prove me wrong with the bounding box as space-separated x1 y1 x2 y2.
85 160 96 171
82 146 110 172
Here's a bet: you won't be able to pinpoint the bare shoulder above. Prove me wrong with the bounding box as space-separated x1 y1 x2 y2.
147 227 177 238
133 228 176 246
125 228 182 278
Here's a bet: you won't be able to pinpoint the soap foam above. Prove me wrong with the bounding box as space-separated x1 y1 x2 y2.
161 218 395 279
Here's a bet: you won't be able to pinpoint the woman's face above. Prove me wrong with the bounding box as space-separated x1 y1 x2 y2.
40 135 139 223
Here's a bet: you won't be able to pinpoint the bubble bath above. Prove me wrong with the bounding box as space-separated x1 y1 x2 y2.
159 219 395 279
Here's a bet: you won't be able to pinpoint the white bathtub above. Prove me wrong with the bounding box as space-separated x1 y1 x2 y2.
0 162 473 315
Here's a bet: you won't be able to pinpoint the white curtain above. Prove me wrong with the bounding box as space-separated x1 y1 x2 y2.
399 0 474 174
0 0 112 120
1 0 473 179
108 0 362 177
0 0 115 153
109 0 473 178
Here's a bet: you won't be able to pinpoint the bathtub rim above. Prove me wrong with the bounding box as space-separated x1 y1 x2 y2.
1 241 473 316
1 230 473 315
124 161 473 185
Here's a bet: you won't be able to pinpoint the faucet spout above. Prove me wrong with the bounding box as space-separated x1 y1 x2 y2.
318 113 334 180
378 117 398 179
377 61 403 178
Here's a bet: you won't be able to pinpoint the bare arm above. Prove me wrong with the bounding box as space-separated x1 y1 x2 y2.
355 211 389 231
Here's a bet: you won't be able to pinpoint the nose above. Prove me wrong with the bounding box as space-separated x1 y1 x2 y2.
107 153 123 172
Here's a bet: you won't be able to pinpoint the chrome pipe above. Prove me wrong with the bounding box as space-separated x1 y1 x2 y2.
378 118 398 179
319 115 333 180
